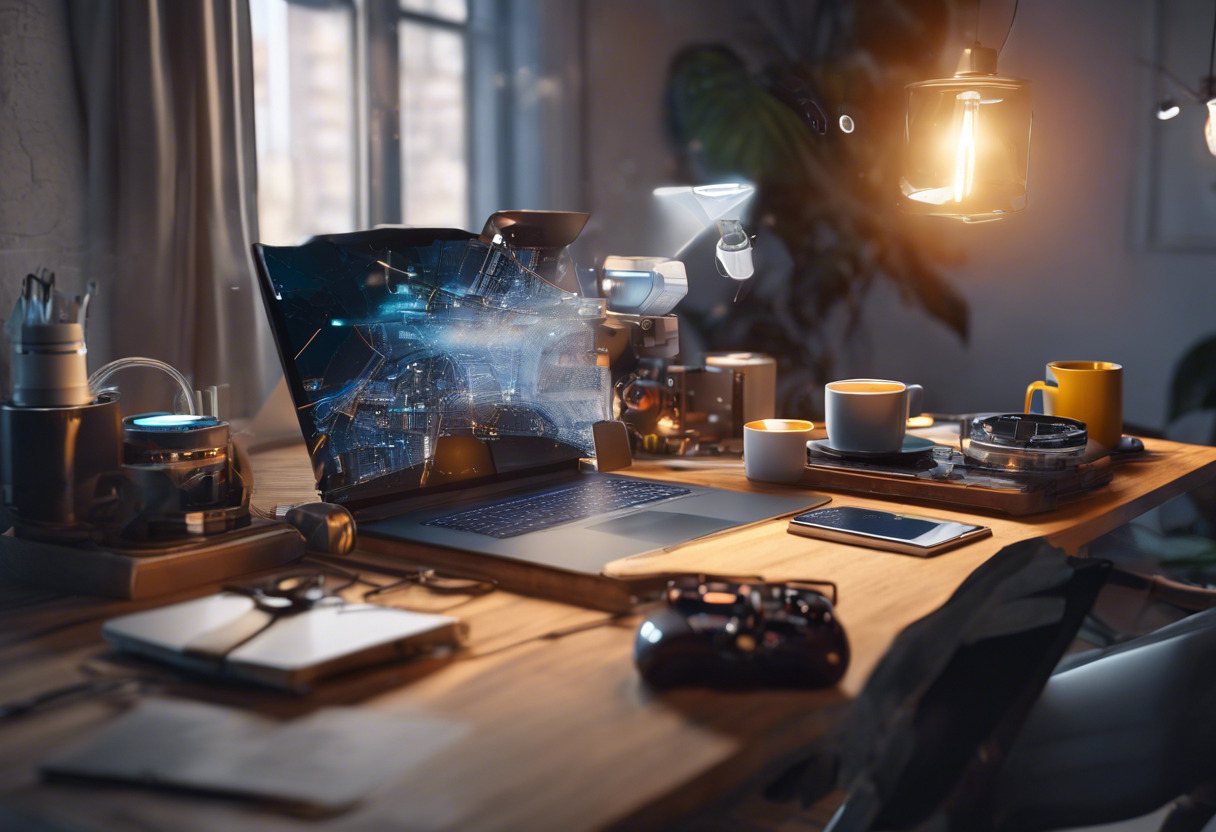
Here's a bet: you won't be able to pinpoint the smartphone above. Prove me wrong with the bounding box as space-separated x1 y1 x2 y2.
787 506 991 557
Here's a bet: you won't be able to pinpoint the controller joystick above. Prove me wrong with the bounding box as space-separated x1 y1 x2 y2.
633 577 849 690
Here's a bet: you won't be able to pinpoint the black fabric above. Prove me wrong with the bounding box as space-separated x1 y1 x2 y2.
767 537 1110 832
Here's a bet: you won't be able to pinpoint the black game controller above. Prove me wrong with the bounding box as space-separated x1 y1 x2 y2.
633 576 850 689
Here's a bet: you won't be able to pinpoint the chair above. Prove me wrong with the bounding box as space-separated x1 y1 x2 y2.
765 537 1216 832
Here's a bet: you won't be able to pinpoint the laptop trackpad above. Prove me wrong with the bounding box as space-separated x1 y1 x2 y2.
587 511 737 544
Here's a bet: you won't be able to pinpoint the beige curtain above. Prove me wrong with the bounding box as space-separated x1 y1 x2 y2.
69 0 277 418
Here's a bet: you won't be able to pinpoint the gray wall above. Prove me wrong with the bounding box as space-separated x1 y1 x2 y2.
582 0 1216 431
829 0 1216 429
0 0 96 392
580 0 750 265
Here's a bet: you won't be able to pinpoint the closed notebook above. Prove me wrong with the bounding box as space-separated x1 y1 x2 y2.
103 593 464 691
42 698 469 814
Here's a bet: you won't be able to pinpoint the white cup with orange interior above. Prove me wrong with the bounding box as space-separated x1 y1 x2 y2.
743 419 814 484
825 379 924 454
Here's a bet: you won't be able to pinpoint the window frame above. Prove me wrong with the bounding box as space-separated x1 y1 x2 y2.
270 0 582 235
359 0 505 230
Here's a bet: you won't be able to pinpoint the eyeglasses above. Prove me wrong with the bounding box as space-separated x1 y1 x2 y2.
223 569 356 614
298 558 497 606
222 559 497 620
359 567 496 601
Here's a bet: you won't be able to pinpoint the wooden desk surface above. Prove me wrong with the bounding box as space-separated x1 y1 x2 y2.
2 437 1214 832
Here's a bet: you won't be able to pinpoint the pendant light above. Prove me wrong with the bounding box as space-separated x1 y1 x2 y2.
899 2 1031 223
1147 2 1216 157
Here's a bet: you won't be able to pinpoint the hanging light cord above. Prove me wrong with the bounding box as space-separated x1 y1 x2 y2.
1208 0 1216 88
998 0 1020 55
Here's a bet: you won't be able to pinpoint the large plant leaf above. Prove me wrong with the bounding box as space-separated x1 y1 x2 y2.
667 47 816 185
1168 334 1216 423
664 29 969 408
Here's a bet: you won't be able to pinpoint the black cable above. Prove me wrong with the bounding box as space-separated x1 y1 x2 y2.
999 0 1019 54
1208 0 1216 86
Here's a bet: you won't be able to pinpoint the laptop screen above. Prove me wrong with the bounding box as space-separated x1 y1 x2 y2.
253 227 611 506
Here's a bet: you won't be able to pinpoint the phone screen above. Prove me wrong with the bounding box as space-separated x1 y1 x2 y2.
790 506 984 548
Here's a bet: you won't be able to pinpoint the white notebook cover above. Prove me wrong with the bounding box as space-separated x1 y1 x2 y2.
103 593 463 690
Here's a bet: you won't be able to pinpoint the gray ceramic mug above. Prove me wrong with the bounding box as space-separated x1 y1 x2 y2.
825 379 924 454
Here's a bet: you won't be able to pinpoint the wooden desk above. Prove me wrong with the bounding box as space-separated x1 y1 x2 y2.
2 438 1214 832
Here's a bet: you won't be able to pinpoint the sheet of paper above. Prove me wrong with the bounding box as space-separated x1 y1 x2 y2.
42 698 468 812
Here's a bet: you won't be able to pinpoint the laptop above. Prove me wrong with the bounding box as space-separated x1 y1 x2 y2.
252 219 821 602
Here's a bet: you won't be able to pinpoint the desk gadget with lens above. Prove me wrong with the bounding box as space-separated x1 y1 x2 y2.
596 257 776 455
0 271 261 548
0 271 323 607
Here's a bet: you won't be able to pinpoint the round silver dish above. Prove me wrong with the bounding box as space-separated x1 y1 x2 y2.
965 413 1088 472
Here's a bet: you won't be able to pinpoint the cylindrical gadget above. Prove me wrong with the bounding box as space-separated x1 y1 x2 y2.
10 322 92 407
0 394 122 537
122 414 231 509
705 352 776 426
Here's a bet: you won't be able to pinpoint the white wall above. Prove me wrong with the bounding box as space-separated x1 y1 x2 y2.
582 0 1216 431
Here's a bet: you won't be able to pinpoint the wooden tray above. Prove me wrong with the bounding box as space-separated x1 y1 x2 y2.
801 455 1113 516
0 519 304 599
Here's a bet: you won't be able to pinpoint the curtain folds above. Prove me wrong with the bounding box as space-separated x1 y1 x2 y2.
68 0 277 418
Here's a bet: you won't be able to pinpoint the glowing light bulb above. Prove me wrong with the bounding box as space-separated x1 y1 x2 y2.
953 91 981 203
1205 99 1216 157
900 45 1030 221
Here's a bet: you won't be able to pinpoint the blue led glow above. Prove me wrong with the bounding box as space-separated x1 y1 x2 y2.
130 414 220 429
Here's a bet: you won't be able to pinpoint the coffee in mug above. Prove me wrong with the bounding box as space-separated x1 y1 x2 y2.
1024 361 1122 450
825 379 924 454
743 419 814 484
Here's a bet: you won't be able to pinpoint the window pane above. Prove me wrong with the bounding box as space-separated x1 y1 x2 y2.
400 0 467 23
251 0 357 244
399 21 468 230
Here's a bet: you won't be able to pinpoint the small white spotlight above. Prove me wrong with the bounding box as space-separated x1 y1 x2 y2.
1157 99 1181 120
838 114 855 133
715 219 753 281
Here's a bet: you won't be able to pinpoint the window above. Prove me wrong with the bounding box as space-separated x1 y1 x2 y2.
250 0 358 244
252 0 481 244
250 0 581 245
399 9 469 229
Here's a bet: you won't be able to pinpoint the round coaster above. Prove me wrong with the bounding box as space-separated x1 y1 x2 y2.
808 435 937 462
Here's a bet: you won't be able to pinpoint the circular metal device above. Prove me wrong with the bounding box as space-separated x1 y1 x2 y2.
123 413 231 511
965 413 1088 472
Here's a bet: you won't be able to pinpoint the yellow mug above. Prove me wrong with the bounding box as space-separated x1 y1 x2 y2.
1024 361 1123 449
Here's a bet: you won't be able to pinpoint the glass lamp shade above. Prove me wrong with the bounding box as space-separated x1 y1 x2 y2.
1205 99 1216 157
900 47 1032 223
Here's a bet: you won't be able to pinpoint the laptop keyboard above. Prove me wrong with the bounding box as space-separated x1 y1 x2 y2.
423 478 692 539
